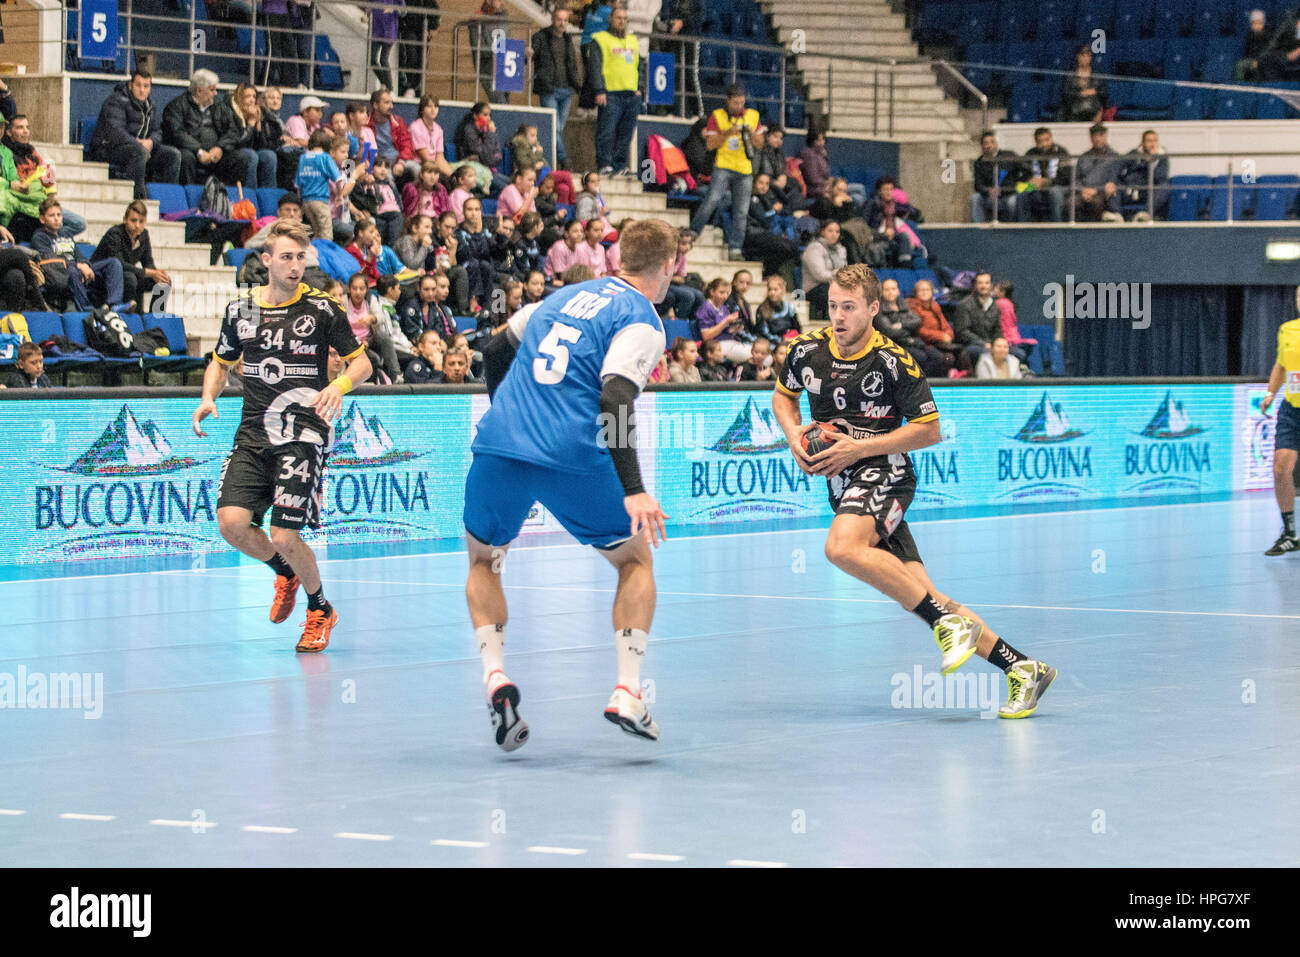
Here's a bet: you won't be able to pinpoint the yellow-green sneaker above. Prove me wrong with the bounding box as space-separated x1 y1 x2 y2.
999 660 1058 719
933 614 982 675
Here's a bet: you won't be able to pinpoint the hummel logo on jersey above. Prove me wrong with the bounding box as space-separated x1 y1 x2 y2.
831 361 858 370
293 315 318 337
273 486 309 509
859 401 894 418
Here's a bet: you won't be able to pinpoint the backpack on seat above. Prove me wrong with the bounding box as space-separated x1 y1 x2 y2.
82 307 135 357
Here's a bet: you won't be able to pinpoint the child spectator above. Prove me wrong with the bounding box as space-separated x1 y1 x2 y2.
31 198 123 310
993 279 1035 363
523 269 548 304
772 340 789 380
371 273 415 369
659 227 704 319
484 278 523 336
497 168 539 224
545 219 586 284
456 196 510 314
393 214 436 272
648 353 671 383
755 275 801 342
91 200 171 313
508 212 546 281
297 129 361 241
402 160 450 220
404 329 447 383
345 219 403 287
574 171 615 239
534 173 571 246
410 94 453 177
5 341 53 388
604 217 634 275
726 269 757 340
509 123 546 176
667 336 700 383
734 338 773 381
433 211 472 314
344 270 400 383
576 218 609 277
697 338 731 382
448 164 478 221
695 276 752 364
400 272 458 342
357 155 404 246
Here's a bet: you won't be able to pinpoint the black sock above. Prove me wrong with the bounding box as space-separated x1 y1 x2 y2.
987 639 1028 672
911 594 949 627
1284 511 1295 536
306 588 331 615
265 552 294 579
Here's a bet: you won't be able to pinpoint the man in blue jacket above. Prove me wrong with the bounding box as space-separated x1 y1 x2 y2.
90 70 181 200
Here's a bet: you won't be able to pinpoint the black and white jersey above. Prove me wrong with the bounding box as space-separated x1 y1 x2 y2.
777 326 939 475
214 283 364 451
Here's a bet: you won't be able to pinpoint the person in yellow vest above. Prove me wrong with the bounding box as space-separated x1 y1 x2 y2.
1261 290 1300 554
689 84 764 260
587 5 642 175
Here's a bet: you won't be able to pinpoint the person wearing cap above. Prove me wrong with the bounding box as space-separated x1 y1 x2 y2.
90 69 182 200
285 95 326 148
1237 10 1271 81
689 83 762 260
1074 123 1123 222
162 69 256 186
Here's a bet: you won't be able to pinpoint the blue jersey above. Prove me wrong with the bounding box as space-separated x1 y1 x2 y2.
473 277 666 472
295 151 339 203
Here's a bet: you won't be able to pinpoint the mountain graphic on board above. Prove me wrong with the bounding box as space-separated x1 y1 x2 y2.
329 401 419 466
1140 390 1205 439
710 397 789 454
1014 392 1086 444
64 404 203 475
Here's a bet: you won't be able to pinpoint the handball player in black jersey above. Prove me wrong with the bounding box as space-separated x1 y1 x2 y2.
192 219 371 653
772 264 1055 718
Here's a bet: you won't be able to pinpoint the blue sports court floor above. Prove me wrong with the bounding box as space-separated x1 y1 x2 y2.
1 492 1296 867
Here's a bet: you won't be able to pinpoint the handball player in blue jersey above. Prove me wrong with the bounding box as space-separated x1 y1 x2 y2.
464 219 679 751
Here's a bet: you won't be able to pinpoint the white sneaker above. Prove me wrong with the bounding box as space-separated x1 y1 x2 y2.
933 614 983 675
603 685 660 741
486 670 529 751
1101 211 1124 223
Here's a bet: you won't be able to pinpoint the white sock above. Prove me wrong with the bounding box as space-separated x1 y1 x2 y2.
477 624 506 684
616 628 648 694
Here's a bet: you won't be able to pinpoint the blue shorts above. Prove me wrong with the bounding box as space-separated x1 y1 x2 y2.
463 452 632 548
1277 400 1300 453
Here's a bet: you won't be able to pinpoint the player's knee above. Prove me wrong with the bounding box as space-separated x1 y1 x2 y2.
824 533 856 569
217 511 248 544
268 525 301 552
1275 454 1296 481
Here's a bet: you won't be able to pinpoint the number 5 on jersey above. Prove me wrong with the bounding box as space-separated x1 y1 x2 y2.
533 323 583 385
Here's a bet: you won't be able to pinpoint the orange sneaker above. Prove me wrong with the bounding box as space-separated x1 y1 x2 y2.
270 574 299 624
296 607 338 653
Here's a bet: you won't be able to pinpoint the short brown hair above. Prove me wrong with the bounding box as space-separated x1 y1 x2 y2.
16 342 42 364
38 197 61 216
618 219 679 275
561 264 595 284
125 199 148 220
264 218 311 250
829 263 882 305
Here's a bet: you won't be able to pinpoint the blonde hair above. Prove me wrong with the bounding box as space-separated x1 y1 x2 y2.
264 218 312 251
829 263 882 304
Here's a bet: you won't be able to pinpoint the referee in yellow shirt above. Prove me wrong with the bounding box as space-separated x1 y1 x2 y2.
1261 298 1300 555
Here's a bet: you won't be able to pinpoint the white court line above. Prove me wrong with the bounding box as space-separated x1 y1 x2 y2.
728 859 789 868
432 839 489 848
334 831 393 842
150 819 217 830
527 845 587 856
628 852 685 862
59 813 115 822
0 809 26 816
0 497 1249 585
253 576 1300 622
243 825 298 835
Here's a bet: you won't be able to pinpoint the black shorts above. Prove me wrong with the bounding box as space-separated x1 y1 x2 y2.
216 442 325 530
827 458 922 564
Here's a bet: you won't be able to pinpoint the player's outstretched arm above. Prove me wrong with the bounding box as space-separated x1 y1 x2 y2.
192 359 230 437
601 374 670 546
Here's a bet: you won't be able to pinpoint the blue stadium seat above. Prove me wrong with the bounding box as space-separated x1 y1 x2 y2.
1191 0 1233 36
60 313 137 366
147 183 190 216
1113 0 1153 38
77 118 97 159
662 318 694 343
1075 0 1116 38
1035 0 1075 41
997 1 1036 43
1152 5 1190 37
453 315 477 333
1167 176 1211 221
314 35 344 91
1254 175 1300 220
958 3 998 44
1172 87 1209 120
1163 38 1202 80
1040 41 1077 74
254 187 286 218
1122 80 1175 120
143 314 206 374
1008 83 1048 123
184 185 204 208
1212 89 1254 120
1200 37 1241 82
224 247 254 270
963 42 998 90
1209 175 1254 220
917 1 964 43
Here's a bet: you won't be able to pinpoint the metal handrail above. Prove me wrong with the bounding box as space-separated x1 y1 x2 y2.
449 16 538 105
934 59 988 135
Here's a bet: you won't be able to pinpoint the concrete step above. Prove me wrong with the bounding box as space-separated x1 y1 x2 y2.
796 57 937 79
810 98 962 119
45 181 137 204
34 143 94 166
784 34 918 57
805 83 948 104
56 197 162 223
769 13 906 29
